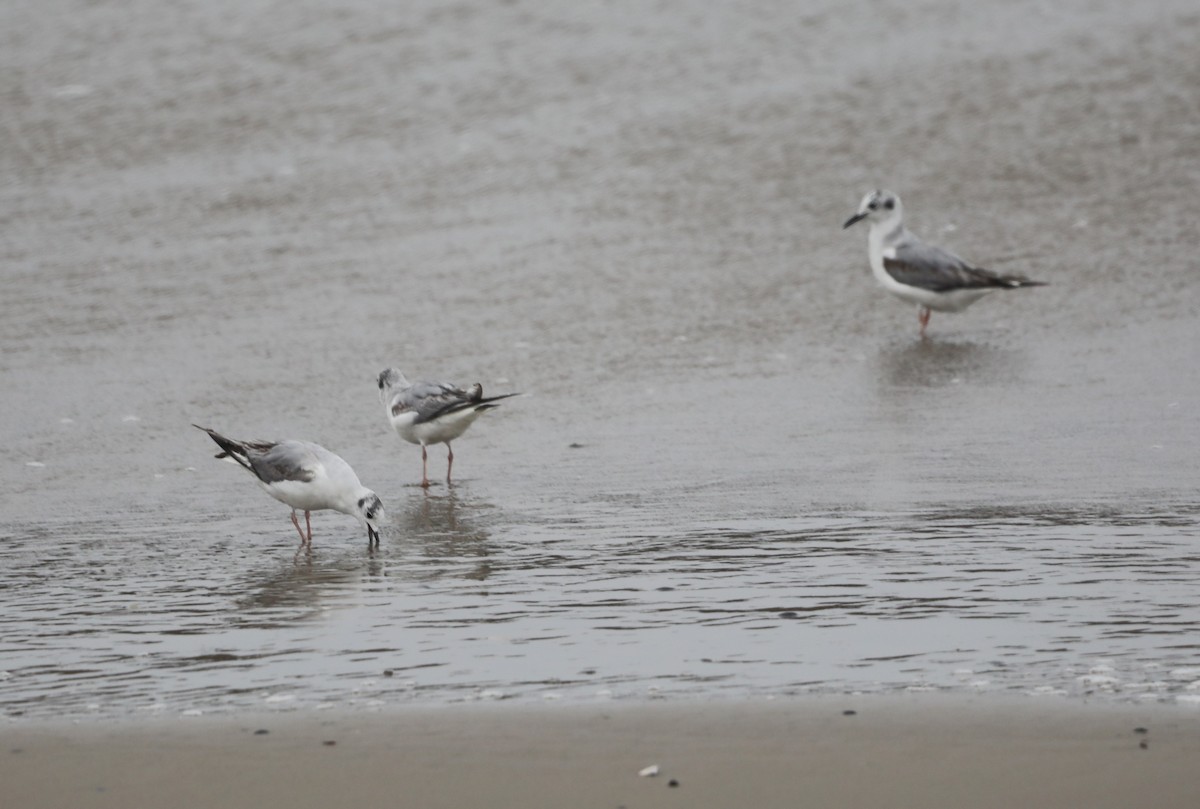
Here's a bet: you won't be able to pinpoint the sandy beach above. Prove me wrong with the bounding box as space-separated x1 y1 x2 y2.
4 698 1199 809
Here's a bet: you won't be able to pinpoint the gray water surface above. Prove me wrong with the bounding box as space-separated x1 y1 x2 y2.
2 0 1199 719
3 499 1200 717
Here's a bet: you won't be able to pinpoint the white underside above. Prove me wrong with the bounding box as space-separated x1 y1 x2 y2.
870 242 992 313
390 407 484 446
873 265 994 312
258 476 355 516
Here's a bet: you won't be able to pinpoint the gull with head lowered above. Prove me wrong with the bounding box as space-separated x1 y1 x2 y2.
843 189 1045 337
194 425 384 549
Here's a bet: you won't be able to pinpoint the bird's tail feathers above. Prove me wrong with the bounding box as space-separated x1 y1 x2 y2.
976 268 1047 289
457 390 521 415
192 424 254 471
427 390 520 422
992 275 1047 288
474 391 521 408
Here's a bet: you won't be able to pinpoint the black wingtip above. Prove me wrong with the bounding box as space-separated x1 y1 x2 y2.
478 391 521 406
193 425 253 470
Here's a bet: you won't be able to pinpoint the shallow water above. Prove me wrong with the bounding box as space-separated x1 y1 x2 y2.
3 0 1200 719
3 500 1200 717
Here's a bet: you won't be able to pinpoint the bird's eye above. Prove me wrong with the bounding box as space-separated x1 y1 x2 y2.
867 201 878 210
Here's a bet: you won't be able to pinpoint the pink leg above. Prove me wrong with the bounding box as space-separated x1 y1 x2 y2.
918 307 931 338
421 445 431 488
289 510 307 545
446 442 454 484
304 511 313 545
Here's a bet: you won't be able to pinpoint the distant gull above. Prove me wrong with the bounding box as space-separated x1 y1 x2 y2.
194 425 384 548
843 190 1045 337
377 368 518 488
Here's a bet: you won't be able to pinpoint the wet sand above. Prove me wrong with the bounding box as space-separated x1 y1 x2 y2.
5 698 1199 809
4 0 1199 523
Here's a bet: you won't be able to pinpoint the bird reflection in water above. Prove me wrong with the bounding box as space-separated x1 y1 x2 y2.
231 490 496 626
233 556 366 623
400 489 494 582
875 339 1021 391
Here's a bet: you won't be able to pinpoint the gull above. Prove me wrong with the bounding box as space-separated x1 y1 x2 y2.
843 189 1045 337
377 368 518 488
194 425 384 549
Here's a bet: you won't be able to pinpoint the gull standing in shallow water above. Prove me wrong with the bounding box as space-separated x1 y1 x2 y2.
378 368 518 488
194 425 384 549
843 189 1045 337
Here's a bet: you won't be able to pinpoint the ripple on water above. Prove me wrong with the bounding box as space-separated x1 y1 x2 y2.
2 501 1199 718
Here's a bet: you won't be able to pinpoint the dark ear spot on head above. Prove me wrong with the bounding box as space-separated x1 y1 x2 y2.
359 495 382 520
884 198 895 210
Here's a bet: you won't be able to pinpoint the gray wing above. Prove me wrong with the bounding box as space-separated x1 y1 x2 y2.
248 440 321 484
884 239 1018 292
390 380 478 424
